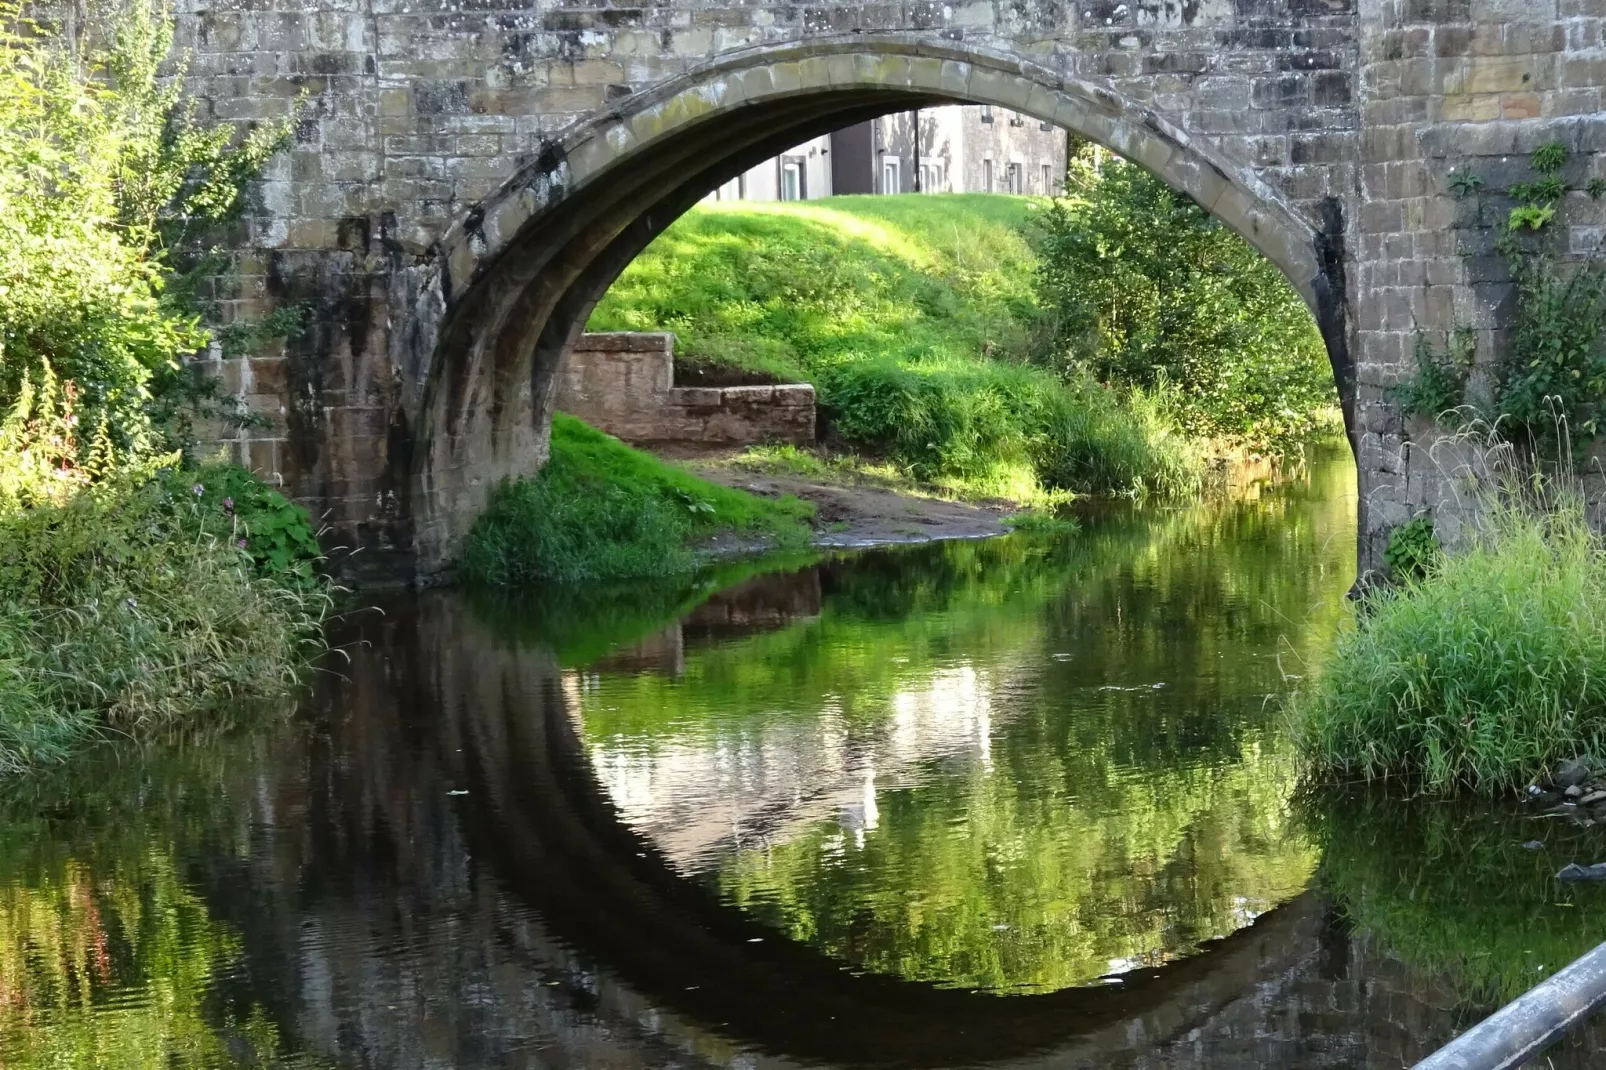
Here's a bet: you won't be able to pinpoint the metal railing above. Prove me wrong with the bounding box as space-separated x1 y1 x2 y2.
1413 939 1606 1070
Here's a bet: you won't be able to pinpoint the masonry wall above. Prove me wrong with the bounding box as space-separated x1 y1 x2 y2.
553 333 816 449
1351 0 1606 567
163 0 1367 578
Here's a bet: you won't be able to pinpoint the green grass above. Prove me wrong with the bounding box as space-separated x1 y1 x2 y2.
588 195 1203 499
461 413 814 585
0 463 329 774
1291 486 1606 792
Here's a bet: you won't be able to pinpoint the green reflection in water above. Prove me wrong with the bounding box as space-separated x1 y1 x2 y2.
572 450 1359 992
1304 785 1606 1008
0 739 315 1069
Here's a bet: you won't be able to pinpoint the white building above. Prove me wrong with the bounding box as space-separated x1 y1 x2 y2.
704 105 1069 203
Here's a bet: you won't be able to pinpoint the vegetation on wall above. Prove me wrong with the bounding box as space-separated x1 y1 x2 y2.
1403 144 1606 457
0 0 325 775
461 414 813 585
1033 147 1338 454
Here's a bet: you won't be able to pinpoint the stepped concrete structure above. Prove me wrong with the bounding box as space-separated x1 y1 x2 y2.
172 0 1606 581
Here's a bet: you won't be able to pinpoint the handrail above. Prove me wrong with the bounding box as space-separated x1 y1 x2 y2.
1413 939 1606 1070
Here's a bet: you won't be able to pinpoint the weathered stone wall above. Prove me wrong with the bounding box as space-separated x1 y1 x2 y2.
1351 0 1606 563
160 0 1603 581
553 332 816 448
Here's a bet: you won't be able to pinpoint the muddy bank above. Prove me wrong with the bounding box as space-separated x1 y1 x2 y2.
686 459 1013 549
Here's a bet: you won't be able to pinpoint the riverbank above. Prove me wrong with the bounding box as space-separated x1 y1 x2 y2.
683 446 1015 549
587 196 1208 502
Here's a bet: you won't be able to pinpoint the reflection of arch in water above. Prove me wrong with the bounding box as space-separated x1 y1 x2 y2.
438 601 1323 1068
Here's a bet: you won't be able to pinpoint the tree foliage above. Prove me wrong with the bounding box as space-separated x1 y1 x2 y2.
0 0 289 454
1033 149 1336 452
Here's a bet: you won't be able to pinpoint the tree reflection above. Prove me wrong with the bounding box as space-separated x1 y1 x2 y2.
570 449 1356 991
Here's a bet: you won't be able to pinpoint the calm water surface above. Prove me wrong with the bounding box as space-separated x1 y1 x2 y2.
5 448 1606 1068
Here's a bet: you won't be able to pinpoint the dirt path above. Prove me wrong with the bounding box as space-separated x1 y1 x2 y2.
686 457 1013 548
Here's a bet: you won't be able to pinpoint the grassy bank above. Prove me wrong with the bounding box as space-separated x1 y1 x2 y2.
1291 489 1606 792
588 195 1205 500
0 1 332 775
0 445 328 772
462 414 813 585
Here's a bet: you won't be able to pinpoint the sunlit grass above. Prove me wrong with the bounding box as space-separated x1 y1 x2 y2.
1292 478 1606 792
462 414 814 585
589 195 1203 501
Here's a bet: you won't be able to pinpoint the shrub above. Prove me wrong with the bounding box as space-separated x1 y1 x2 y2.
1382 515 1441 581
1033 150 1336 453
461 414 813 585
0 0 290 454
1292 486 1606 792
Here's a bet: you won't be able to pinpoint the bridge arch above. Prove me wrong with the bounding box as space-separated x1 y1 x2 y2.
411 36 1351 570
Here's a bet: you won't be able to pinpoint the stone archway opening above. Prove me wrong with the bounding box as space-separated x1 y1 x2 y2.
411 41 1352 573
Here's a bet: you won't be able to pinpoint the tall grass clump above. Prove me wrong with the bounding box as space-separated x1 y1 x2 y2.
1292 477 1606 792
462 414 813 585
0 381 329 774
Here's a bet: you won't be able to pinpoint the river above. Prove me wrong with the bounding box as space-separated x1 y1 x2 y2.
3 447 1606 1068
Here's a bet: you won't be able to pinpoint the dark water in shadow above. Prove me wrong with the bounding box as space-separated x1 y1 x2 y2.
4 448 1606 1068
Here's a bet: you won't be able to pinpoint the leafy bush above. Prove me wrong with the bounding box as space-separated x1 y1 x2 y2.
0 0 289 454
590 196 1205 498
1495 252 1606 451
462 414 813 585
1382 515 1441 581
1292 485 1606 792
173 464 322 584
1033 150 1336 453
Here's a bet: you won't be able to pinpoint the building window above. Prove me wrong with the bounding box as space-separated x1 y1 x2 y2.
982 158 994 193
781 157 804 201
980 104 993 124
1040 120 1053 131
1041 164 1052 193
881 155 900 194
1009 111 1025 127
1006 162 1022 194
920 162 942 192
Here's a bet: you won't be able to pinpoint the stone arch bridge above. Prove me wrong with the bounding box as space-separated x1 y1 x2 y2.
178 0 1605 581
